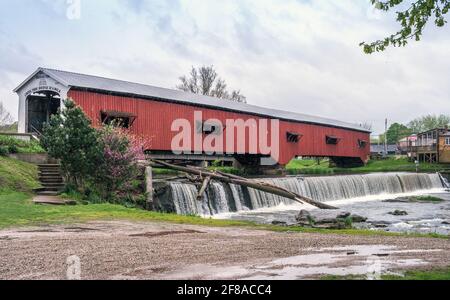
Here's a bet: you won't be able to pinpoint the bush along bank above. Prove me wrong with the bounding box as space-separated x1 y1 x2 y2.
41 99 148 208
0 135 45 156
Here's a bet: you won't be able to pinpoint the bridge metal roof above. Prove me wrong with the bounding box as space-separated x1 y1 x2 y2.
15 67 371 133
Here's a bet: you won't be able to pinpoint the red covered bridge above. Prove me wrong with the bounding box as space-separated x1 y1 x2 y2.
15 68 370 167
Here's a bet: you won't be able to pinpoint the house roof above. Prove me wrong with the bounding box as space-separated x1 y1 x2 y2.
14 67 371 133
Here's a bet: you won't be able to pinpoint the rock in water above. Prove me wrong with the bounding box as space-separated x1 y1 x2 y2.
272 221 287 226
337 212 351 219
388 210 408 216
350 214 368 223
295 210 314 226
296 210 311 222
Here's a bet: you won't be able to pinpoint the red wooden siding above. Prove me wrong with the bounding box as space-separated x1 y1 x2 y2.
68 90 370 165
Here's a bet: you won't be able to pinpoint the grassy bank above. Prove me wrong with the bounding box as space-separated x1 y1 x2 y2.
322 267 450 280
0 157 40 192
287 157 450 175
0 191 448 240
0 135 45 154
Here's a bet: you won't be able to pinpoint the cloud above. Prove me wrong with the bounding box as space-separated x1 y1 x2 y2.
0 0 449 134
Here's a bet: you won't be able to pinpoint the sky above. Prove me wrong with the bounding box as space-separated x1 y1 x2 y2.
0 0 449 135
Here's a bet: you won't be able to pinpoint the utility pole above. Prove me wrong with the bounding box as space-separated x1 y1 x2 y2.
384 118 388 157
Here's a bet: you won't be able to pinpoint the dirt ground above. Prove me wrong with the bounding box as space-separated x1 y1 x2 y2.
0 221 449 280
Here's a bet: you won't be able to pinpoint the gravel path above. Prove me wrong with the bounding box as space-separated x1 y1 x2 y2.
0 221 449 280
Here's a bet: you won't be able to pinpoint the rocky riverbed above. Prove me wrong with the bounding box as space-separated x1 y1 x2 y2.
216 192 450 235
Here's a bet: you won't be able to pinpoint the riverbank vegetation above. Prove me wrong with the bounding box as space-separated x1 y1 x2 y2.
149 157 450 178
287 157 450 175
322 267 450 280
0 135 45 155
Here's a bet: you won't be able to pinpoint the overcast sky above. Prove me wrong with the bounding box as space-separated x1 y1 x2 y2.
1 0 449 134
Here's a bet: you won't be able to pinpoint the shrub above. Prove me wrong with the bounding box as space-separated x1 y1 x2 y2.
41 99 102 187
41 99 147 205
0 146 9 157
7 144 19 154
93 126 145 200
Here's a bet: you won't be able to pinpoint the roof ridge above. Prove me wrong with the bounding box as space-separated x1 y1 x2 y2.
42 67 200 97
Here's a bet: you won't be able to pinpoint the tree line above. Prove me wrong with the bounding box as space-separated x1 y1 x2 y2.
380 114 450 144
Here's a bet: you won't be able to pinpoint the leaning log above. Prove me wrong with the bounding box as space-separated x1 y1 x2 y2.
150 160 337 210
197 176 212 200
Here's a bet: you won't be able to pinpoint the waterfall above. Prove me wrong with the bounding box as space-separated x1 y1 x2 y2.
439 173 450 188
168 173 445 216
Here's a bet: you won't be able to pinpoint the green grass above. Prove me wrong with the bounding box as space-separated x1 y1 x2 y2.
413 195 445 202
287 159 334 175
0 135 45 154
287 157 450 175
322 267 450 280
381 267 450 280
0 157 40 192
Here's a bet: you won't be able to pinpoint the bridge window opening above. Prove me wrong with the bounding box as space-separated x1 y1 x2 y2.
326 136 340 145
286 132 301 143
446 137 450 145
358 139 368 148
101 110 136 129
196 121 222 135
26 91 60 135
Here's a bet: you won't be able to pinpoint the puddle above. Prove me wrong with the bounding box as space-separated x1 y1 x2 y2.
155 245 439 280
129 229 204 238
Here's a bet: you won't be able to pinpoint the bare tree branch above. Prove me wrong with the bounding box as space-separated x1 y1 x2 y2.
177 65 247 103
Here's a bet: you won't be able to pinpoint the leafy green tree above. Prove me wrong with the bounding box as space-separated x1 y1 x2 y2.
362 0 449 53
386 123 412 143
408 114 450 133
41 99 102 188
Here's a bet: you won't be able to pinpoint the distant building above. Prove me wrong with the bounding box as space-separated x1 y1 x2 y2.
410 128 450 163
370 144 399 157
398 134 417 155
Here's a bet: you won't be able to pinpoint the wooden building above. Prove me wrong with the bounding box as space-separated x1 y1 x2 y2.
410 128 450 163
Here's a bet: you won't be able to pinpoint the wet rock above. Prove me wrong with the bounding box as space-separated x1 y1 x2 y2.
295 210 314 226
350 214 368 223
371 221 391 228
383 197 410 203
374 224 389 228
296 210 311 222
315 218 341 225
337 212 351 219
374 253 389 257
388 210 408 216
272 221 288 226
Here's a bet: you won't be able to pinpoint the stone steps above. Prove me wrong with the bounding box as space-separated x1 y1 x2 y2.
36 164 64 196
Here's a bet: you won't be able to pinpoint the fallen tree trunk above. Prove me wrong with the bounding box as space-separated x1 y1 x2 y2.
197 176 212 200
150 159 337 210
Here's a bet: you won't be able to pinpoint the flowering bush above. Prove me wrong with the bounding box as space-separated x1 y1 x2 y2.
94 126 145 200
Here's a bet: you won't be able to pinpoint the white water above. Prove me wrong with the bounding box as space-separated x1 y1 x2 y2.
169 173 445 216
